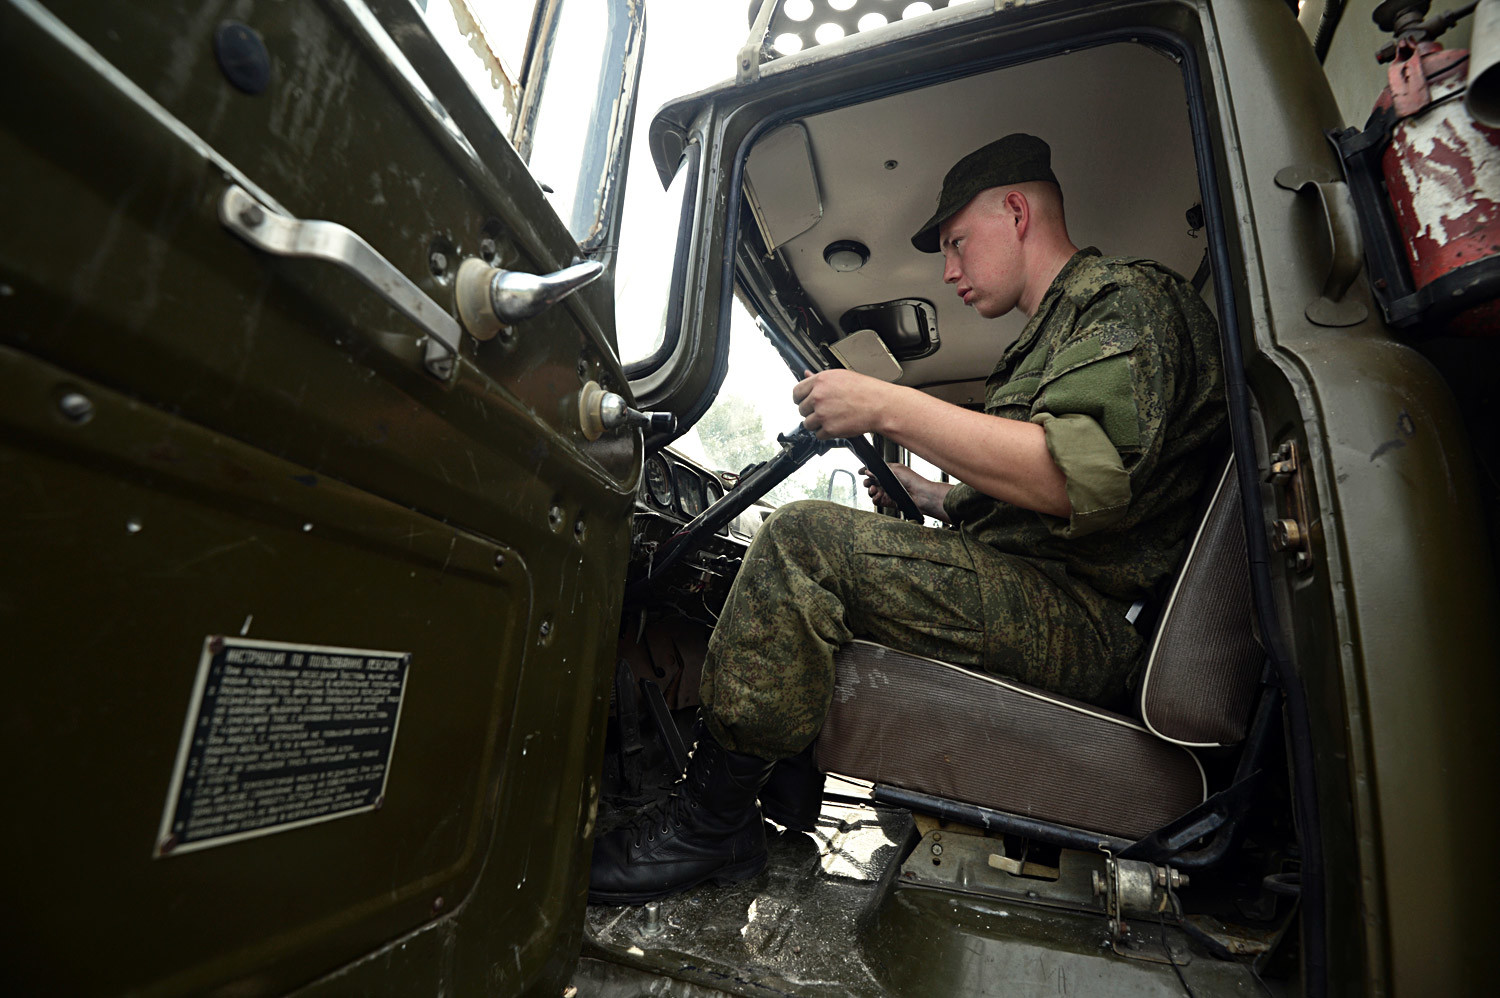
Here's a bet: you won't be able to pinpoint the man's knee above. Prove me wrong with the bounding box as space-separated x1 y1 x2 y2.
760 498 853 543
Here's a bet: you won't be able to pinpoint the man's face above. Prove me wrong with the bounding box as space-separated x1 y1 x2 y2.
938 191 1023 319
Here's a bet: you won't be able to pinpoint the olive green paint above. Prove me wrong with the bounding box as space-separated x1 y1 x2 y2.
2 0 637 994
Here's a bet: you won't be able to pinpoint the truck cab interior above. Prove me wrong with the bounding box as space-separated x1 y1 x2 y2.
587 10 1304 995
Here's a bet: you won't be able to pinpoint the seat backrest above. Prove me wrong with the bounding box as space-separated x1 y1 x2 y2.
1136 457 1263 747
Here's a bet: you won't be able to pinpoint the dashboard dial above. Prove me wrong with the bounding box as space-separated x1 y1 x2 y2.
704 476 724 506
676 466 703 517
645 454 673 507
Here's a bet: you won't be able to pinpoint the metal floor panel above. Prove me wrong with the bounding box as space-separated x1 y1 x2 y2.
578 797 1277 997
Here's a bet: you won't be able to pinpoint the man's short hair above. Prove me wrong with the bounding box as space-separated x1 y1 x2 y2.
911 133 1059 253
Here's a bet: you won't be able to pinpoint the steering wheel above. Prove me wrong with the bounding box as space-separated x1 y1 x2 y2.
841 432 924 521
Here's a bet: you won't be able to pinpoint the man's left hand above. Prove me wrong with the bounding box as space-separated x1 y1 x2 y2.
793 369 895 440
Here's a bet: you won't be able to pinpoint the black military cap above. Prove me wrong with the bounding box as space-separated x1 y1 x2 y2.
910 133 1058 253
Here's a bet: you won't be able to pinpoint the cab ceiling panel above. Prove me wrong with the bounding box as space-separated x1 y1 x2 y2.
763 42 1203 390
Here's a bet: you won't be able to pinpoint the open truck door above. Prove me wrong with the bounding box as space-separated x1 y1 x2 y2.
0 1 646 994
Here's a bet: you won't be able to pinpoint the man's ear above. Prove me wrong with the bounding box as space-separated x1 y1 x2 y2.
1007 189 1031 237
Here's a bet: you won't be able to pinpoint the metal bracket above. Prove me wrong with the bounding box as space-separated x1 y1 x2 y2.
1096 852 1192 965
737 0 778 84
1273 166 1369 328
219 185 463 380
1267 440 1314 571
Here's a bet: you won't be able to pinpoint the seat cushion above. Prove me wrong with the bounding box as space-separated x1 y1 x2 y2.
817 641 1205 841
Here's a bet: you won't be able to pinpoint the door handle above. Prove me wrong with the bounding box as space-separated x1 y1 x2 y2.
1274 166 1369 328
219 185 464 379
454 257 603 341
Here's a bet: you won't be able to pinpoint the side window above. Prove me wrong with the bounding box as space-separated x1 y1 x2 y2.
415 0 641 249
416 0 541 138
519 0 640 247
617 144 700 370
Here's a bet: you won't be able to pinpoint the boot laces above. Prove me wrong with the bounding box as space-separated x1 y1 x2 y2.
624 788 697 849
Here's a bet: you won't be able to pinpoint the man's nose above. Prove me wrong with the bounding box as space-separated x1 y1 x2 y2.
942 257 960 284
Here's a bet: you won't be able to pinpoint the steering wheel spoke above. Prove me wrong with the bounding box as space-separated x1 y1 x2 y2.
841 434 924 521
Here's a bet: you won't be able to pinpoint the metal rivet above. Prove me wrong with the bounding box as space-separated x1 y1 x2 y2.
126 518 143 534
539 620 552 638
884 159 898 170
239 203 265 228
209 635 225 654
573 518 586 540
432 896 444 914
931 842 943 856
58 391 94 422
493 552 506 569
548 504 564 530
478 237 497 260
214 20 272 95
577 359 589 379
302 522 314 532
429 251 448 276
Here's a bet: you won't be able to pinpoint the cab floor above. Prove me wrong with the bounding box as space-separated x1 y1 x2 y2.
576 789 1280 997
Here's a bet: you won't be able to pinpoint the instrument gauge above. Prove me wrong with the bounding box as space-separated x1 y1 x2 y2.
704 476 724 506
677 466 703 517
645 454 673 507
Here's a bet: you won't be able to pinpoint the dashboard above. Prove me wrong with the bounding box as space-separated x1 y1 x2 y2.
641 452 731 529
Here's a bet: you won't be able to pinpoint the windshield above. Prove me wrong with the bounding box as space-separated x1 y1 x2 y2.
671 305 877 513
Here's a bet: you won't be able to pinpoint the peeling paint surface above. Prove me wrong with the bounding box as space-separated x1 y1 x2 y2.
1382 57 1500 285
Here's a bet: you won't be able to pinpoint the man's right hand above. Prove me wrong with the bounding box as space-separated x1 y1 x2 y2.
861 463 954 523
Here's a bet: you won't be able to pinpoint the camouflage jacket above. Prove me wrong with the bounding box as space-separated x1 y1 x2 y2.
943 248 1226 665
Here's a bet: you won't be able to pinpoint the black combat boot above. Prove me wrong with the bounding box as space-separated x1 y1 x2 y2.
589 722 776 905
758 742 825 832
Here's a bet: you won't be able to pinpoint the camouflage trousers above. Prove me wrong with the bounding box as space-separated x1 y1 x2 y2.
701 500 1138 760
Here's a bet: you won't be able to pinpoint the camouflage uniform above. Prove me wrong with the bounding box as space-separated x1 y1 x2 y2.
702 249 1226 760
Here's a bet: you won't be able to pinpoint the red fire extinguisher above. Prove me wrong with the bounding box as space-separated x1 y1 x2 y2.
1370 2 1500 336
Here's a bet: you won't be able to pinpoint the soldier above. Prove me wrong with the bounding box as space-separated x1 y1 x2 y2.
589 133 1226 905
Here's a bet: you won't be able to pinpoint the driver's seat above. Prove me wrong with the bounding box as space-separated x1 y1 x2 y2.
814 457 1261 842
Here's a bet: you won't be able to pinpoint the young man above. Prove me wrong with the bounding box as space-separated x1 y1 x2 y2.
589 133 1226 905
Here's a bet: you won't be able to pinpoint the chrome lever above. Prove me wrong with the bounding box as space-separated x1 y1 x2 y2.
455 257 603 340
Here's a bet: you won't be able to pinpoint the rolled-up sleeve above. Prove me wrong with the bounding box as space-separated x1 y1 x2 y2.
1027 314 1153 538
1032 411 1130 537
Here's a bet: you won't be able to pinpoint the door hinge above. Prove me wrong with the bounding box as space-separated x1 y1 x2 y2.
1267 440 1314 572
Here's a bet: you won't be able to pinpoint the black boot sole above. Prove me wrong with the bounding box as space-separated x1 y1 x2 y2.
587 853 768 906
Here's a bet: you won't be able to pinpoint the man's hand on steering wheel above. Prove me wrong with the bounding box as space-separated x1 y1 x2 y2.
793 369 924 521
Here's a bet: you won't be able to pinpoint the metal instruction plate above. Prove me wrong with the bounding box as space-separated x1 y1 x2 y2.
155 636 411 857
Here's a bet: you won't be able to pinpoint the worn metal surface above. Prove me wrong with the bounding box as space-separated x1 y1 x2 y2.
1379 42 1500 336
580 799 1276 997
1 0 638 994
1210 3 1500 995
583 799 909 997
